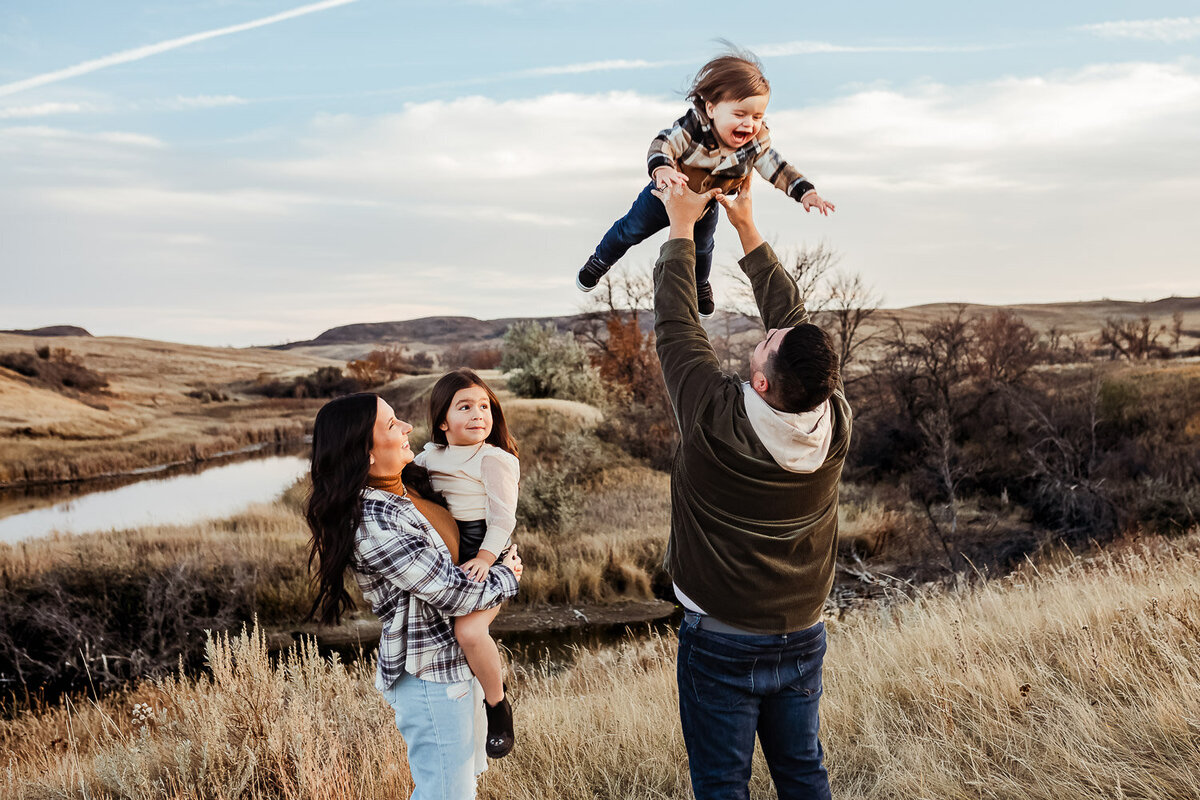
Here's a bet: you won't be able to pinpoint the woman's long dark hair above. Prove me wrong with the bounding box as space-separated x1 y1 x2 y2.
428 368 518 457
306 392 377 625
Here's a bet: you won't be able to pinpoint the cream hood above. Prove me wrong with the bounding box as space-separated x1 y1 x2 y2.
741 382 833 474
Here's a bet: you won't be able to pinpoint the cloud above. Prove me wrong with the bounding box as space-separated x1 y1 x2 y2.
161 95 249 110
0 125 165 150
3 61 1198 345
0 102 93 119
795 62 1200 155
0 0 360 98
516 58 689 77
292 36 1013 102
752 40 1003 57
1080 16 1200 42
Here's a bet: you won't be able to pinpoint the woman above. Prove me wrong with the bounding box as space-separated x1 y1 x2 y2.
306 392 522 800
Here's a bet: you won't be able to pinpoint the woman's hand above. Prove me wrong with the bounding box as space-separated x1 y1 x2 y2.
501 545 523 582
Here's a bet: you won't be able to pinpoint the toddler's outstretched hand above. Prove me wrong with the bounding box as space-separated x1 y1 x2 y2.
801 191 836 216
653 166 689 194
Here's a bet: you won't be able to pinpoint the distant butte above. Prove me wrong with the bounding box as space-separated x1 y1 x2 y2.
1 325 92 337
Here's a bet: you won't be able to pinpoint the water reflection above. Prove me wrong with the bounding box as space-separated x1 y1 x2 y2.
0 455 309 543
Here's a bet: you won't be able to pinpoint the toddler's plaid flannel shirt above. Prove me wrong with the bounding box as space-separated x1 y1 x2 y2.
647 107 816 200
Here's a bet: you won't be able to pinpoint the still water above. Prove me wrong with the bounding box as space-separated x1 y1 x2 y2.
0 455 309 544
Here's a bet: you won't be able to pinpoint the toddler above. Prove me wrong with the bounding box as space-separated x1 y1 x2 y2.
577 50 834 316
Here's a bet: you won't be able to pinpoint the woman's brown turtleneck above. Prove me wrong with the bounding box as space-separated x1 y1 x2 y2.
367 473 460 563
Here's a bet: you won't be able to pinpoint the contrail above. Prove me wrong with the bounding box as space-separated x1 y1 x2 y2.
0 0 360 98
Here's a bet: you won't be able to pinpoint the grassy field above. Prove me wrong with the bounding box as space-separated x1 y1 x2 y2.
4 530 1197 799
0 333 338 487
0 393 672 698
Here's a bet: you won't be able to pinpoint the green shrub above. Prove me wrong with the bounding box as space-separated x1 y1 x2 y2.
501 321 604 404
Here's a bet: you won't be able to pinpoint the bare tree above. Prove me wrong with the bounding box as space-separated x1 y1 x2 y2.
873 308 981 571
1170 311 1184 352
1018 375 1118 536
823 270 881 375
1099 315 1168 360
726 241 840 321
573 264 655 351
973 309 1040 385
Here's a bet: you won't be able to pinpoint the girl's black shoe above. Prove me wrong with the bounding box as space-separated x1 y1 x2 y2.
484 689 515 758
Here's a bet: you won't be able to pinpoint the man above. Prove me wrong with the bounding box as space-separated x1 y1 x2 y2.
651 180 851 800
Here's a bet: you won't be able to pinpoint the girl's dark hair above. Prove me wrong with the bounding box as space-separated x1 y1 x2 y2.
687 49 769 113
306 392 377 625
428 368 518 457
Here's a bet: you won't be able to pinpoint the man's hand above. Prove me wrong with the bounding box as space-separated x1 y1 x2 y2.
651 184 723 241
801 191 836 216
653 166 689 192
718 180 754 230
718 181 764 255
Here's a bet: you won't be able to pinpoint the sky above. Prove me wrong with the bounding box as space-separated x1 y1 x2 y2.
1 1 1198 346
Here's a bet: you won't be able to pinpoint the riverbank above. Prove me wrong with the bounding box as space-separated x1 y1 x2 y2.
6 530 1197 799
0 459 672 700
264 599 678 652
0 332 337 488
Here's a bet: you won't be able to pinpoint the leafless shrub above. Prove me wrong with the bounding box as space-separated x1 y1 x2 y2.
1099 315 1170 360
0 347 109 393
441 342 503 370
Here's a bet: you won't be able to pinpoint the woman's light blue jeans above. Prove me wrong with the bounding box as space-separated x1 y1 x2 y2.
381 672 487 800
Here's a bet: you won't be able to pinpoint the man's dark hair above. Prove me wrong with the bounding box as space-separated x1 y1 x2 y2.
765 324 840 413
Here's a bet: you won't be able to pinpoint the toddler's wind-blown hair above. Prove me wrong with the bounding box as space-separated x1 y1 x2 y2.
687 49 769 113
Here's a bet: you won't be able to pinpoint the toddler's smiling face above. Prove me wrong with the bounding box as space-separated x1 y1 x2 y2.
705 93 769 151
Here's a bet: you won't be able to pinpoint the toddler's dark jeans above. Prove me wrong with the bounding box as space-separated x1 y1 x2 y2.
677 612 831 800
593 181 720 284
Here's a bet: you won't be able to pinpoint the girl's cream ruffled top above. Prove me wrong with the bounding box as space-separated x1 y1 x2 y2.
415 443 520 558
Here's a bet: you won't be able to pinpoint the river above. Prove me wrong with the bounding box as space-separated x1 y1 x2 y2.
0 449 309 544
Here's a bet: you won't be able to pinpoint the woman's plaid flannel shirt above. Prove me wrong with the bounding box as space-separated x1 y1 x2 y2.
353 487 519 691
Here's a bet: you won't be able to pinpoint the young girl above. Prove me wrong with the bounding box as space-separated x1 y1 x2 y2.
414 368 521 759
576 50 835 317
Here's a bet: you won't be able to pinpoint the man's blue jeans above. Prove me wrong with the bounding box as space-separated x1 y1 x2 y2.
677 613 831 800
594 181 721 283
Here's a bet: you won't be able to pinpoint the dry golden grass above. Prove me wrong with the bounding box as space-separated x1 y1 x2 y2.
0 462 667 613
506 396 606 427
517 465 669 604
6 531 1199 799
0 333 338 486
0 499 306 582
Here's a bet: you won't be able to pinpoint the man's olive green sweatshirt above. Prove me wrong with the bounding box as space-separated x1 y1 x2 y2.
654 238 852 634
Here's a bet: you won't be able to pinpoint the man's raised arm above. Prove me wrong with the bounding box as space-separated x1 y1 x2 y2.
718 183 809 332
652 185 725 431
